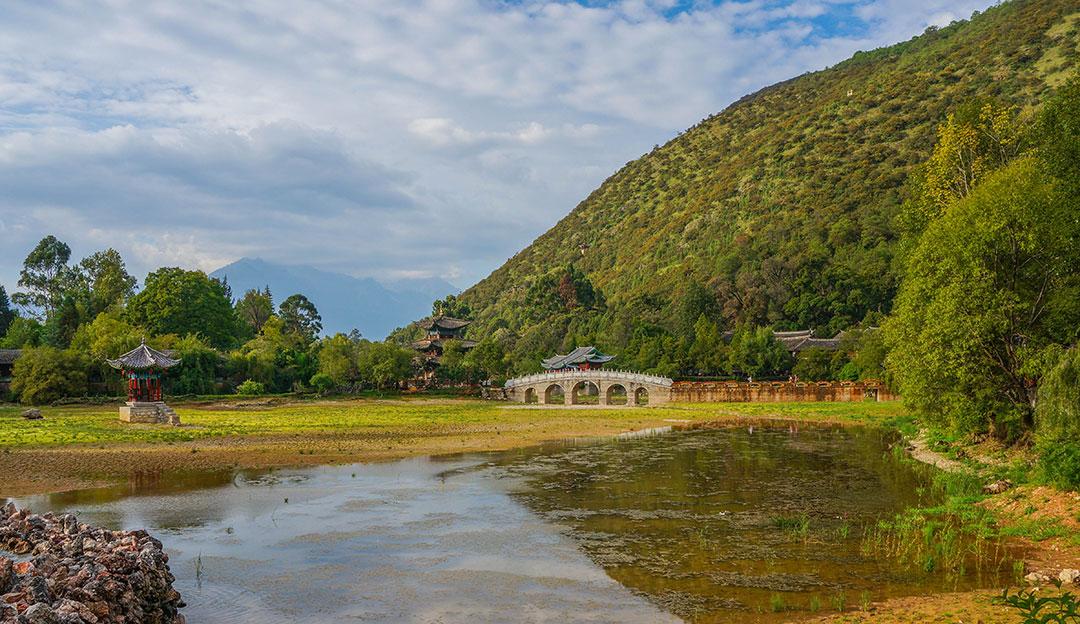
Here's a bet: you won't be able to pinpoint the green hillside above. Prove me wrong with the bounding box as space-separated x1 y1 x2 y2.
436 0 1080 374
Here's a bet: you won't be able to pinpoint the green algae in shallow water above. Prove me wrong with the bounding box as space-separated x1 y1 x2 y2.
492 425 1019 623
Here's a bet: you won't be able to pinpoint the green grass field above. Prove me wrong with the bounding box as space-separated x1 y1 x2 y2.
0 399 910 450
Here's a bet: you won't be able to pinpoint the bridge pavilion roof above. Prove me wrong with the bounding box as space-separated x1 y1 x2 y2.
541 346 614 371
106 341 181 370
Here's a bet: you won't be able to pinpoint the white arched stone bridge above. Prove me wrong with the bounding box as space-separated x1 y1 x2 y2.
504 370 673 406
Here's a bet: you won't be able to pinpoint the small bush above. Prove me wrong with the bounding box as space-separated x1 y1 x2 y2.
839 361 860 381
997 584 1080 621
309 373 335 394
1038 440 1080 491
10 346 88 405
1035 348 1080 491
235 379 266 396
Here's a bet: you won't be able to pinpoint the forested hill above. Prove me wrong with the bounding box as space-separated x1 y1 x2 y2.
442 0 1079 373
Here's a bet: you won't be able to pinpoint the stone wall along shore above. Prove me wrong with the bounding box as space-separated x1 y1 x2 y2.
0 503 185 624
670 379 897 403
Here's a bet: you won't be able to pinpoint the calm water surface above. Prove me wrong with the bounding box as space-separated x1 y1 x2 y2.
7 425 1011 623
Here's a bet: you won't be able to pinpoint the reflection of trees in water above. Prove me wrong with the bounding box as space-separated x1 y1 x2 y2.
27 468 275 531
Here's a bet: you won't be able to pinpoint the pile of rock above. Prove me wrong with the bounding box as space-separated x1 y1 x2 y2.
0 504 184 624
1025 568 1080 586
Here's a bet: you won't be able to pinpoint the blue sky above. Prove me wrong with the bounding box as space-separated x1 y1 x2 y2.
0 0 995 293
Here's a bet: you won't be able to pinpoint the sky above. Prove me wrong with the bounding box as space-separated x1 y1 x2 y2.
0 0 997 293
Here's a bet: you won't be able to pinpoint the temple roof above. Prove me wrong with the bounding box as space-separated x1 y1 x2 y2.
795 337 842 351
0 349 21 365
412 338 478 351
419 316 471 331
106 341 181 370
541 346 614 370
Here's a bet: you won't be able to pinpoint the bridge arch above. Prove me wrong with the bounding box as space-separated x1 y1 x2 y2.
544 383 565 405
635 386 650 406
524 387 537 404
605 383 628 405
571 380 599 405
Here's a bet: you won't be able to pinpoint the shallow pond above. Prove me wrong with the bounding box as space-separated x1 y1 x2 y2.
7 424 1013 623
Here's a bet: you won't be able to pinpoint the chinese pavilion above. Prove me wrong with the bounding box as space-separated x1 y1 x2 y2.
542 346 614 371
411 316 477 383
106 340 181 424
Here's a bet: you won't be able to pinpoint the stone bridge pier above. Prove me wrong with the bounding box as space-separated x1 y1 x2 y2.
504 370 673 406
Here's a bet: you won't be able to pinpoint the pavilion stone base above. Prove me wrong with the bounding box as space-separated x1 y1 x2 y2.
119 401 180 425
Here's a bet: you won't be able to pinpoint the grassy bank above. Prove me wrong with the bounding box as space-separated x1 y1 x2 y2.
0 399 909 450
0 398 908 496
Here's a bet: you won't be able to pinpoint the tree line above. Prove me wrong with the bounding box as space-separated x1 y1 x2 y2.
885 77 1080 489
0 243 417 404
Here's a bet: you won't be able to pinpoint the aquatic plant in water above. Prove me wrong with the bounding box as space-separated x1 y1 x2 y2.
861 466 1011 582
771 513 810 537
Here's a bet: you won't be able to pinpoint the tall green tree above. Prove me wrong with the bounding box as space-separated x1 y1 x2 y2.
675 283 721 336
230 316 313 392
69 310 144 394
69 310 143 363
78 249 137 314
168 334 220 396
885 157 1080 437
316 333 361 386
278 294 322 343
793 348 830 381
41 292 91 348
687 314 725 375
465 336 508 381
0 285 14 337
13 235 74 316
126 268 238 349
0 317 42 348
236 287 274 335
726 325 792 379
357 342 413 389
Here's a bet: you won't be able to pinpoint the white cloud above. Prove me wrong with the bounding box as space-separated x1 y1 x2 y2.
0 0 998 288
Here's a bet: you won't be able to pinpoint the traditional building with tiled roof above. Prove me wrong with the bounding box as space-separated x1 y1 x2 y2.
542 346 614 371
0 349 21 393
411 316 478 384
106 341 181 370
107 340 181 424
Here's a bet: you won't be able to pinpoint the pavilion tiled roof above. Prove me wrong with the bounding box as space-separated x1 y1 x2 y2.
412 338 478 351
541 346 615 370
106 341 181 370
0 349 21 365
419 316 471 331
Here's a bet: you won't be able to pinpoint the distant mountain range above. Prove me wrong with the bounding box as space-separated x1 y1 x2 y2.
210 258 457 339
